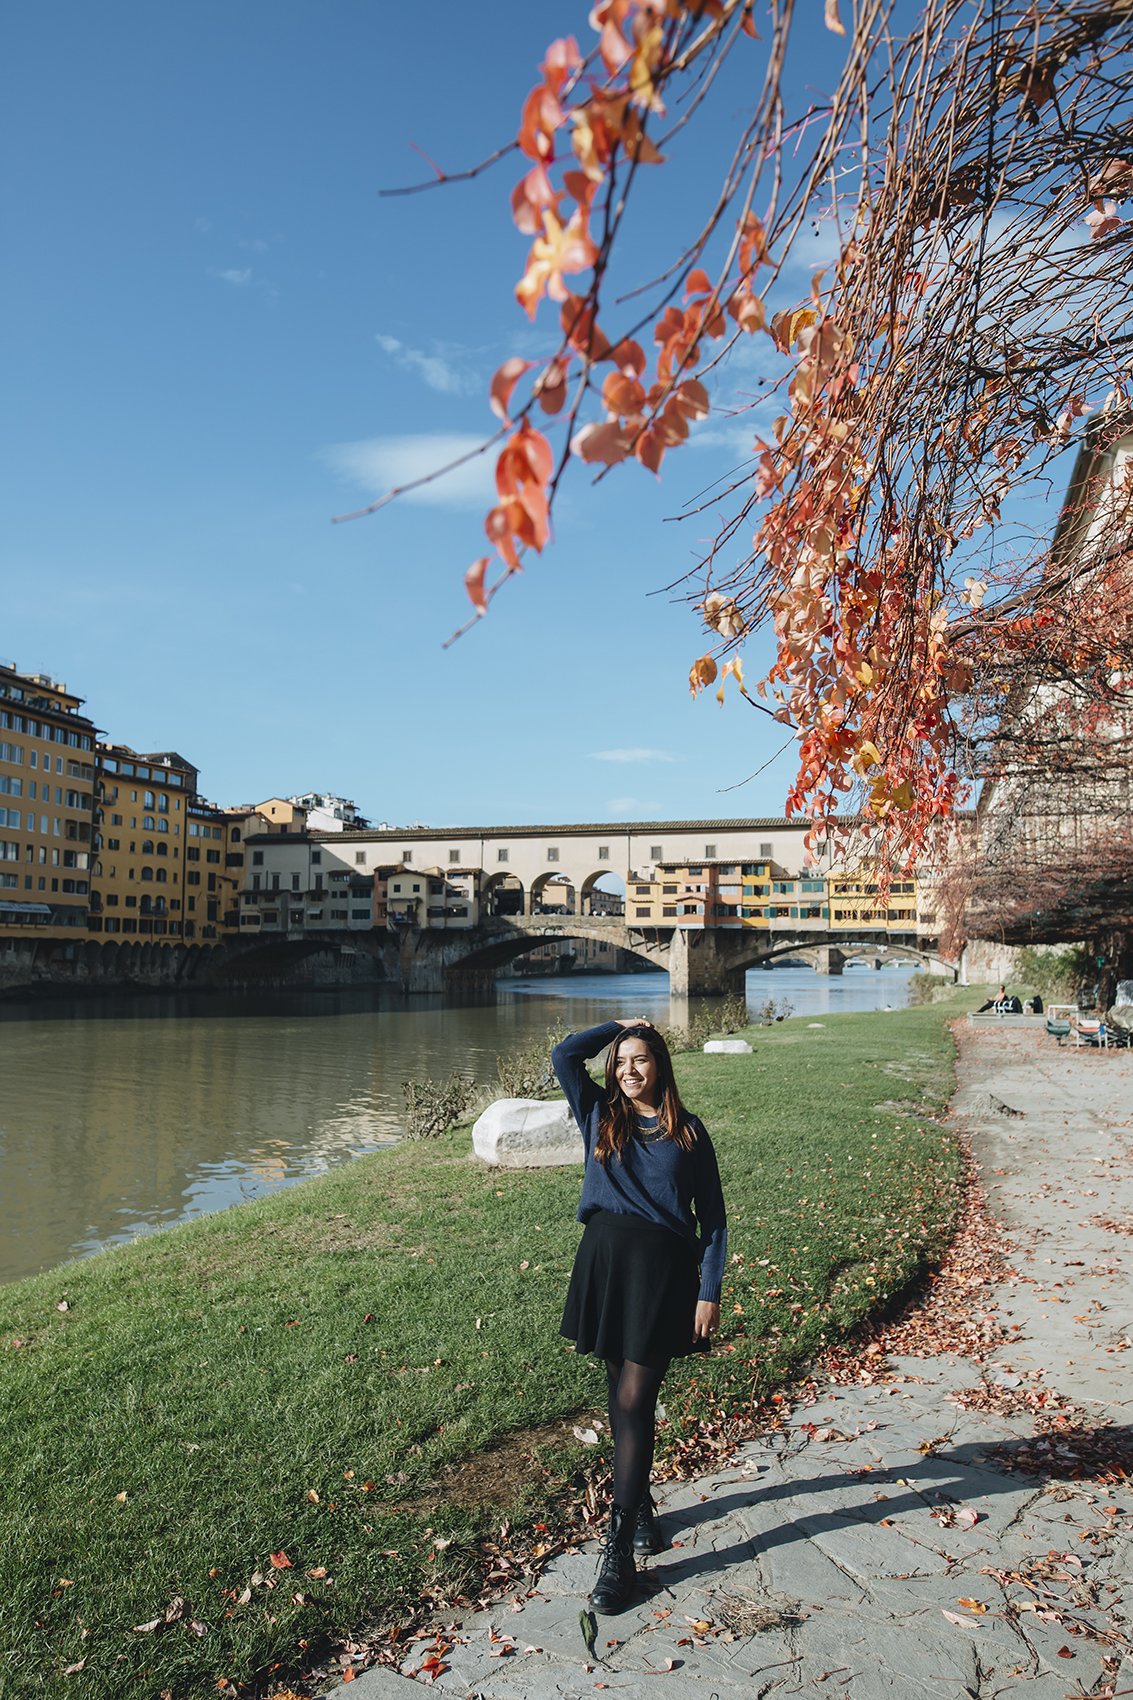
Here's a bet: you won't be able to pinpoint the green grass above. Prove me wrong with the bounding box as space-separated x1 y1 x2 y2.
0 998 969 1698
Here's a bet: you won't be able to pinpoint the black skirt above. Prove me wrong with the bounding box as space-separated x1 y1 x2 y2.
560 1210 703 1367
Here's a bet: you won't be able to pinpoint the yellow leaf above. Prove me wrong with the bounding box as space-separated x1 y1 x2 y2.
957 1598 987 1614
856 661 874 685
788 308 819 349
689 654 718 696
825 0 846 33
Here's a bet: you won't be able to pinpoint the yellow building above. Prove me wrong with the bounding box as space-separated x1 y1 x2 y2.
627 860 754 926
89 746 196 939
827 872 918 930
183 800 245 941
742 871 829 924
0 663 98 940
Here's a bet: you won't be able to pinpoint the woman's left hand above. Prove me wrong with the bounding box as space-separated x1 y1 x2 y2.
693 1300 720 1343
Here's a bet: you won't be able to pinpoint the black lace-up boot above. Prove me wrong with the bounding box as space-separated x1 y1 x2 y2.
633 1493 663 1555
589 1503 636 1612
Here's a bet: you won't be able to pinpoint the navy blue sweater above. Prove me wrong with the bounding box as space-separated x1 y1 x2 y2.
551 1021 728 1304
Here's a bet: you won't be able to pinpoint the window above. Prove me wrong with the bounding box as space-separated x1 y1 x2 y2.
598 845 609 861
650 845 662 859
252 850 264 866
355 851 366 865
311 850 321 865
449 849 460 863
705 843 716 858
547 847 559 862
759 841 773 858
635 905 651 918
292 873 300 891
662 905 677 917
497 848 509 863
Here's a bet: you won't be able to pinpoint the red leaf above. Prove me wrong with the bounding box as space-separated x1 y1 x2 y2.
269 1550 293 1570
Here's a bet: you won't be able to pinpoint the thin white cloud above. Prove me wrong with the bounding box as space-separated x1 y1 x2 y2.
592 748 682 764
239 237 270 254
213 267 253 286
375 332 477 396
606 797 661 817
321 433 495 509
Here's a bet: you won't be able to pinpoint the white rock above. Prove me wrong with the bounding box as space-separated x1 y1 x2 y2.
703 1039 753 1053
472 1097 583 1168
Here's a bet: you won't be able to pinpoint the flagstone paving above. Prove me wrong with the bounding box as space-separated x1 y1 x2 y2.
330 1025 1132 1700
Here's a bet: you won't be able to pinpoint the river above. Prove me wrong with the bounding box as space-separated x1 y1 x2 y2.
0 963 916 1284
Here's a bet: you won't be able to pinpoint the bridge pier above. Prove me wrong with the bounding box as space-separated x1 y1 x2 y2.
811 946 846 976
667 928 747 998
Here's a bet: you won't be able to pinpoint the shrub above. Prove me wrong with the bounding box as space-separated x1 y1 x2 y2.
401 1073 477 1139
495 1031 565 1099
1016 944 1090 1002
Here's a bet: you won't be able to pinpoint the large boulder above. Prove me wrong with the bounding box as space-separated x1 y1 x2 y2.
703 1038 753 1054
472 1098 583 1168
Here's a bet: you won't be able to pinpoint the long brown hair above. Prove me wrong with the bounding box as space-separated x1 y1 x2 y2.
595 1025 696 1164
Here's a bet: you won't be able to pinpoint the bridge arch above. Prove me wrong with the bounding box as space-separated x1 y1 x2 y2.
483 871 525 917
531 871 576 915
579 868 626 917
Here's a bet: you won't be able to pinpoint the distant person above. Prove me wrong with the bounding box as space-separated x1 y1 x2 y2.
977 984 1007 1013
1031 993 1044 1014
552 1018 727 1614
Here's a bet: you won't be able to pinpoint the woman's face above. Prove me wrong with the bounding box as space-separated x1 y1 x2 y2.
614 1036 659 1107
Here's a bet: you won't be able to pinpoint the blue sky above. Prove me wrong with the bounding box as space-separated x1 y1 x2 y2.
3 0 1019 828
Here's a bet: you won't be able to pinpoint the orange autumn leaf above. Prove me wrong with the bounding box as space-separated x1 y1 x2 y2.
560 294 611 361
689 654 718 695
485 505 521 571
496 421 553 494
269 1550 293 1570
539 34 582 95
465 558 490 614
516 207 599 319
571 419 633 465
510 163 557 236
517 82 563 162
489 357 534 424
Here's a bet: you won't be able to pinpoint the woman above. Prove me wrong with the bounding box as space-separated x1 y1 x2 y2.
552 1017 727 1613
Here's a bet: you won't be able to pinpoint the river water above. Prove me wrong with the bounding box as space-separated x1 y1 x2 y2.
0 963 915 1285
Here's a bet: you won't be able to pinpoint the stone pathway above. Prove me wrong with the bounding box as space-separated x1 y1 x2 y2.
331 1026 1132 1700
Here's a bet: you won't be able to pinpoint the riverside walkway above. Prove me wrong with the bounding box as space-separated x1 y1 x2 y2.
334 1024 1132 1700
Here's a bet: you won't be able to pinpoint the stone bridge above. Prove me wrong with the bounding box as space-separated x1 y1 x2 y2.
210 915 956 997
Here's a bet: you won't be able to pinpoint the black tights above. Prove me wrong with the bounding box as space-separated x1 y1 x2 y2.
604 1356 668 1511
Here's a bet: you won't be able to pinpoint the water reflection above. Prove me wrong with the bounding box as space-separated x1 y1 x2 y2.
0 965 913 1284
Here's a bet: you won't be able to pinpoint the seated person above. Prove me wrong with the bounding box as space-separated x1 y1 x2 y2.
977 984 1007 1013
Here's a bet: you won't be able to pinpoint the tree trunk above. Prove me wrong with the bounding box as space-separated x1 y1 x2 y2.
1095 927 1133 1014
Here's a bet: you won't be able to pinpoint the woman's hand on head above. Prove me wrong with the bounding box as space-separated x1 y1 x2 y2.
693 1300 720 1343
616 1016 654 1029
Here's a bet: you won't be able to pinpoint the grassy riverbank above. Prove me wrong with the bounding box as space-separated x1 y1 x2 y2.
0 999 968 1698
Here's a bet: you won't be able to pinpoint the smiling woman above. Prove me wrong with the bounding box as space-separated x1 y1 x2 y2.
551 1015 726 1613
